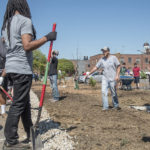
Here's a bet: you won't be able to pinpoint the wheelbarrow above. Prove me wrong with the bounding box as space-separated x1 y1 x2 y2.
120 76 134 90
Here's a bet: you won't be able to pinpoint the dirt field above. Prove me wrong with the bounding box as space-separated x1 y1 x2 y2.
32 79 150 150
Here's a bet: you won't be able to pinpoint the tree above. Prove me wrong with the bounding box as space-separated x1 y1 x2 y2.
33 50 47 74
140 71 147 79
58 59 75 76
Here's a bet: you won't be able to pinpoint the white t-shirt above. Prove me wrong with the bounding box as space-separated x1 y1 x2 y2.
96 55 120 81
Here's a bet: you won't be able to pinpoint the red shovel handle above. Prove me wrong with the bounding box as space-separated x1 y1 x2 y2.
0 86 13 101
35 23 57 126
39 23 56 108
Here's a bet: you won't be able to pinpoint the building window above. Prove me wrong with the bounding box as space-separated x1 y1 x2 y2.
88 64 90 67
145 58 148 64
128 57 132 63
136 58 140 64
120 57 124 64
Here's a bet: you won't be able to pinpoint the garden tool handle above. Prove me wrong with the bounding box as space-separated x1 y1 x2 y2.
0 86 13 101
39 23 56 108
35 23 57 127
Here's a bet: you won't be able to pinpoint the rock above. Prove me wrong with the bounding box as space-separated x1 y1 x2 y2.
30 90 75 150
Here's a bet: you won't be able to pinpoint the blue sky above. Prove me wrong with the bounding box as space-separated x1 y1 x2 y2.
0 0 150 59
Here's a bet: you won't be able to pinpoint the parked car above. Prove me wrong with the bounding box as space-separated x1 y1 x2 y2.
78 71 102 83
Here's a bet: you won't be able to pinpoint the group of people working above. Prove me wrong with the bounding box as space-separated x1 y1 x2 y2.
0 0 148 150
86 46 145 110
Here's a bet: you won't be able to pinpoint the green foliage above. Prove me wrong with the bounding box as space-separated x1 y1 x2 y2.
58 59 74 76
58 71 66 80
89 77 96 87
58 71 66 84
33 50 47 74
58 72 61 80
140 71 147 79
120 139 129 147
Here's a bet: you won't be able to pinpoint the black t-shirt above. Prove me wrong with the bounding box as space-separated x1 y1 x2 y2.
48 56 58 76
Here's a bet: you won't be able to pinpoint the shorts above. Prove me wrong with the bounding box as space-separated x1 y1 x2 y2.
134 76 140 84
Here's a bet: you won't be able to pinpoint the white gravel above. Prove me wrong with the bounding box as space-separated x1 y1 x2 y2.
30 90 75 150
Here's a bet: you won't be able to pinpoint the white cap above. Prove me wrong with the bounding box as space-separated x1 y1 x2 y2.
101 46 110 51
52 50 59 56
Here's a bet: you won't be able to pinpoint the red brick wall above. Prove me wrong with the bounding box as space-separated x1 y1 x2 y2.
90 54 150 71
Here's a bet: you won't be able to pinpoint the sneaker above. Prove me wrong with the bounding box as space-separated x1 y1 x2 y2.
102 108 109 111
112 107 121 110
3 140 31 150
49 99 59 103
20 138 31 144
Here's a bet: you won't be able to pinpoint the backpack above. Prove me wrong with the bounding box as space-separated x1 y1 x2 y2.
0 37 7 69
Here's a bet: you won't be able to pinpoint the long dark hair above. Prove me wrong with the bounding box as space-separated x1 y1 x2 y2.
1 0 36 43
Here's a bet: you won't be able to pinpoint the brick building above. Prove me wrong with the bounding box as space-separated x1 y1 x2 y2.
70 59 90 75
90 53 150 71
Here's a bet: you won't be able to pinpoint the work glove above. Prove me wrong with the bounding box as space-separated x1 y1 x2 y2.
45 31 57 41
0 77 4 86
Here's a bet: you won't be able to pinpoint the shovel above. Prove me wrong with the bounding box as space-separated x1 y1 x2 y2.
31 23 57 150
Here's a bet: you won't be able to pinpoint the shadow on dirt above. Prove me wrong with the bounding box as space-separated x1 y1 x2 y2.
39 120 77 144
59 96 67 101
91 104 101 107
65 126 77 132
38 119 61 135
142 136 150 142
144 103 150 106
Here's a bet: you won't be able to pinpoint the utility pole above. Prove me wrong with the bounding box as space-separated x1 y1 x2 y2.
74 47 79 89
77 47 78 72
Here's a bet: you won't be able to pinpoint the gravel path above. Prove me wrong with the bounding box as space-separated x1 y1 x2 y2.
30 90 75 150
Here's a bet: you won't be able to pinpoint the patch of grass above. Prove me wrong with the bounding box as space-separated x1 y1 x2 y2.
89 77 96 87
142 133 146 137
120 139 129 147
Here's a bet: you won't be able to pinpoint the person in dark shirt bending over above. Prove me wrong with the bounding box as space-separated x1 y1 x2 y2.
48 50 59 102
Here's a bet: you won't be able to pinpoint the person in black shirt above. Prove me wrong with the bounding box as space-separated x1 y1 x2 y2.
48 50 59 102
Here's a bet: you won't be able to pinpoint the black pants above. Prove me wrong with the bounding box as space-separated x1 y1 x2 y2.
4 73 33 145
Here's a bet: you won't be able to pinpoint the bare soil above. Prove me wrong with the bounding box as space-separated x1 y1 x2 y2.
32 79 150 150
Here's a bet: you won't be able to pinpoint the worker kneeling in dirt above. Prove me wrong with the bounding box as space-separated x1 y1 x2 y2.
86 47 121 111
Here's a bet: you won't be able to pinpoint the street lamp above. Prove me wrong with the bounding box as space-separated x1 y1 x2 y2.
136 43 150 70
143 42 150 50
143 42 150 54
